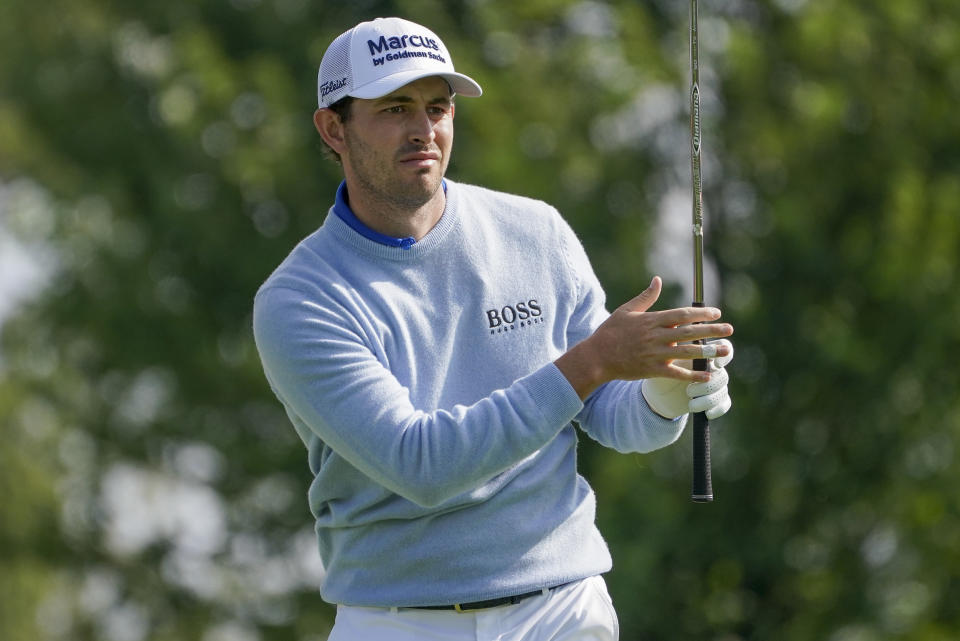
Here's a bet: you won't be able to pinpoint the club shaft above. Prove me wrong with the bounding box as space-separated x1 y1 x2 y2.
690 0 713 503
690 0 704 307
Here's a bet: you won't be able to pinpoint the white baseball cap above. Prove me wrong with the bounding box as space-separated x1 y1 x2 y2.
317 17 483 108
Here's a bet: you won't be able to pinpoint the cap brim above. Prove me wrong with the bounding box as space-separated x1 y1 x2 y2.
350 69 482 100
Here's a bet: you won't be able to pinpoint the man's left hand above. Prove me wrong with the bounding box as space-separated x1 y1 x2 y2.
641 339 734 420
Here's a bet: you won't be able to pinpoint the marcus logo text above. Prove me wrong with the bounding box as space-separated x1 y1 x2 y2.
367 33 441 55
367 33 447 68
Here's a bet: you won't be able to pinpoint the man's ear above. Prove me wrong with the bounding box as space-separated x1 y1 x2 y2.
314 109 346 156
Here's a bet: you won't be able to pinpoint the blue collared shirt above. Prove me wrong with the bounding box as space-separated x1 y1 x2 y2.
333 180 449 250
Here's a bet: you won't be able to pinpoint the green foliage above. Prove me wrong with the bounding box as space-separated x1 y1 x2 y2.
2 0 959 639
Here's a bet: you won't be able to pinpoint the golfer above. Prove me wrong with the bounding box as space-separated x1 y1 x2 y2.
253 16 734 641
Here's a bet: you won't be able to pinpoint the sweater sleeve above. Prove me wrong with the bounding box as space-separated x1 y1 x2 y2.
555 215 689 453
578 381 688 453
252 285 584 508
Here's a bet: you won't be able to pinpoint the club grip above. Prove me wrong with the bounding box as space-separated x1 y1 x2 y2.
691 354 713 502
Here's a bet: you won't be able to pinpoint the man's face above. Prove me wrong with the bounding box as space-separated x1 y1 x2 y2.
340 76 454 211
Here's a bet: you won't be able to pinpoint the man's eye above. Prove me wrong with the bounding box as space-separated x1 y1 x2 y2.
384 106 405 113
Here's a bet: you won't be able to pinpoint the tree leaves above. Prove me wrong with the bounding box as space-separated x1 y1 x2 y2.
2 1 959 639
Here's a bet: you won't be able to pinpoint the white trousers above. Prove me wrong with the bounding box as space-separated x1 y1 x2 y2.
327 575 619 641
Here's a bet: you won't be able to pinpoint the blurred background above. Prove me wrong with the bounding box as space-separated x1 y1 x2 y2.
2 0 959 639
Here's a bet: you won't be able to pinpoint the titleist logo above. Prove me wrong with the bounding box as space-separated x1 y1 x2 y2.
320 77 348 97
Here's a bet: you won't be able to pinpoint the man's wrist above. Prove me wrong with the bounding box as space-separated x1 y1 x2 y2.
554 340 605 400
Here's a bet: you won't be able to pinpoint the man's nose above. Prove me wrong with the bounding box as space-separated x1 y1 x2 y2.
408 110 436 145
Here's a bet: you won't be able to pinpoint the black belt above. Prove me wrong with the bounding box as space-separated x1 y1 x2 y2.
409 582 571 612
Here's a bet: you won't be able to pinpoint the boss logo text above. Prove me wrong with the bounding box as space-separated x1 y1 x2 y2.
487 300 543 334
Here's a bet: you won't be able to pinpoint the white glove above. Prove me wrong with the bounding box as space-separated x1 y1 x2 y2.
641 339 733 420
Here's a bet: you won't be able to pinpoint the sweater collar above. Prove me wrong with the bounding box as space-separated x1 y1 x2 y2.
332 180 448 250
323 179 460 261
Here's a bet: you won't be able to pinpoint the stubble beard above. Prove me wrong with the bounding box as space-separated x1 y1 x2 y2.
345 133 447 215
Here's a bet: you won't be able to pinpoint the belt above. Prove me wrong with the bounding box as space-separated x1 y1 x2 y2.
409 582 571 612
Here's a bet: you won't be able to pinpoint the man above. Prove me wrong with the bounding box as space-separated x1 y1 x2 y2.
253 16 734 641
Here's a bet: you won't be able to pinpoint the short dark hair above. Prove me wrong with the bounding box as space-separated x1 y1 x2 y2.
320 96 354 165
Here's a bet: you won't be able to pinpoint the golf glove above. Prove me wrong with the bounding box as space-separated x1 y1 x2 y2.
641 339 734 420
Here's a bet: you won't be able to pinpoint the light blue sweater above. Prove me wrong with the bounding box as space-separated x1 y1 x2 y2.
252 180 687 607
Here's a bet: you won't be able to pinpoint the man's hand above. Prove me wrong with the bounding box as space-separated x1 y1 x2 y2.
641 338 734 419
555 276 734 400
